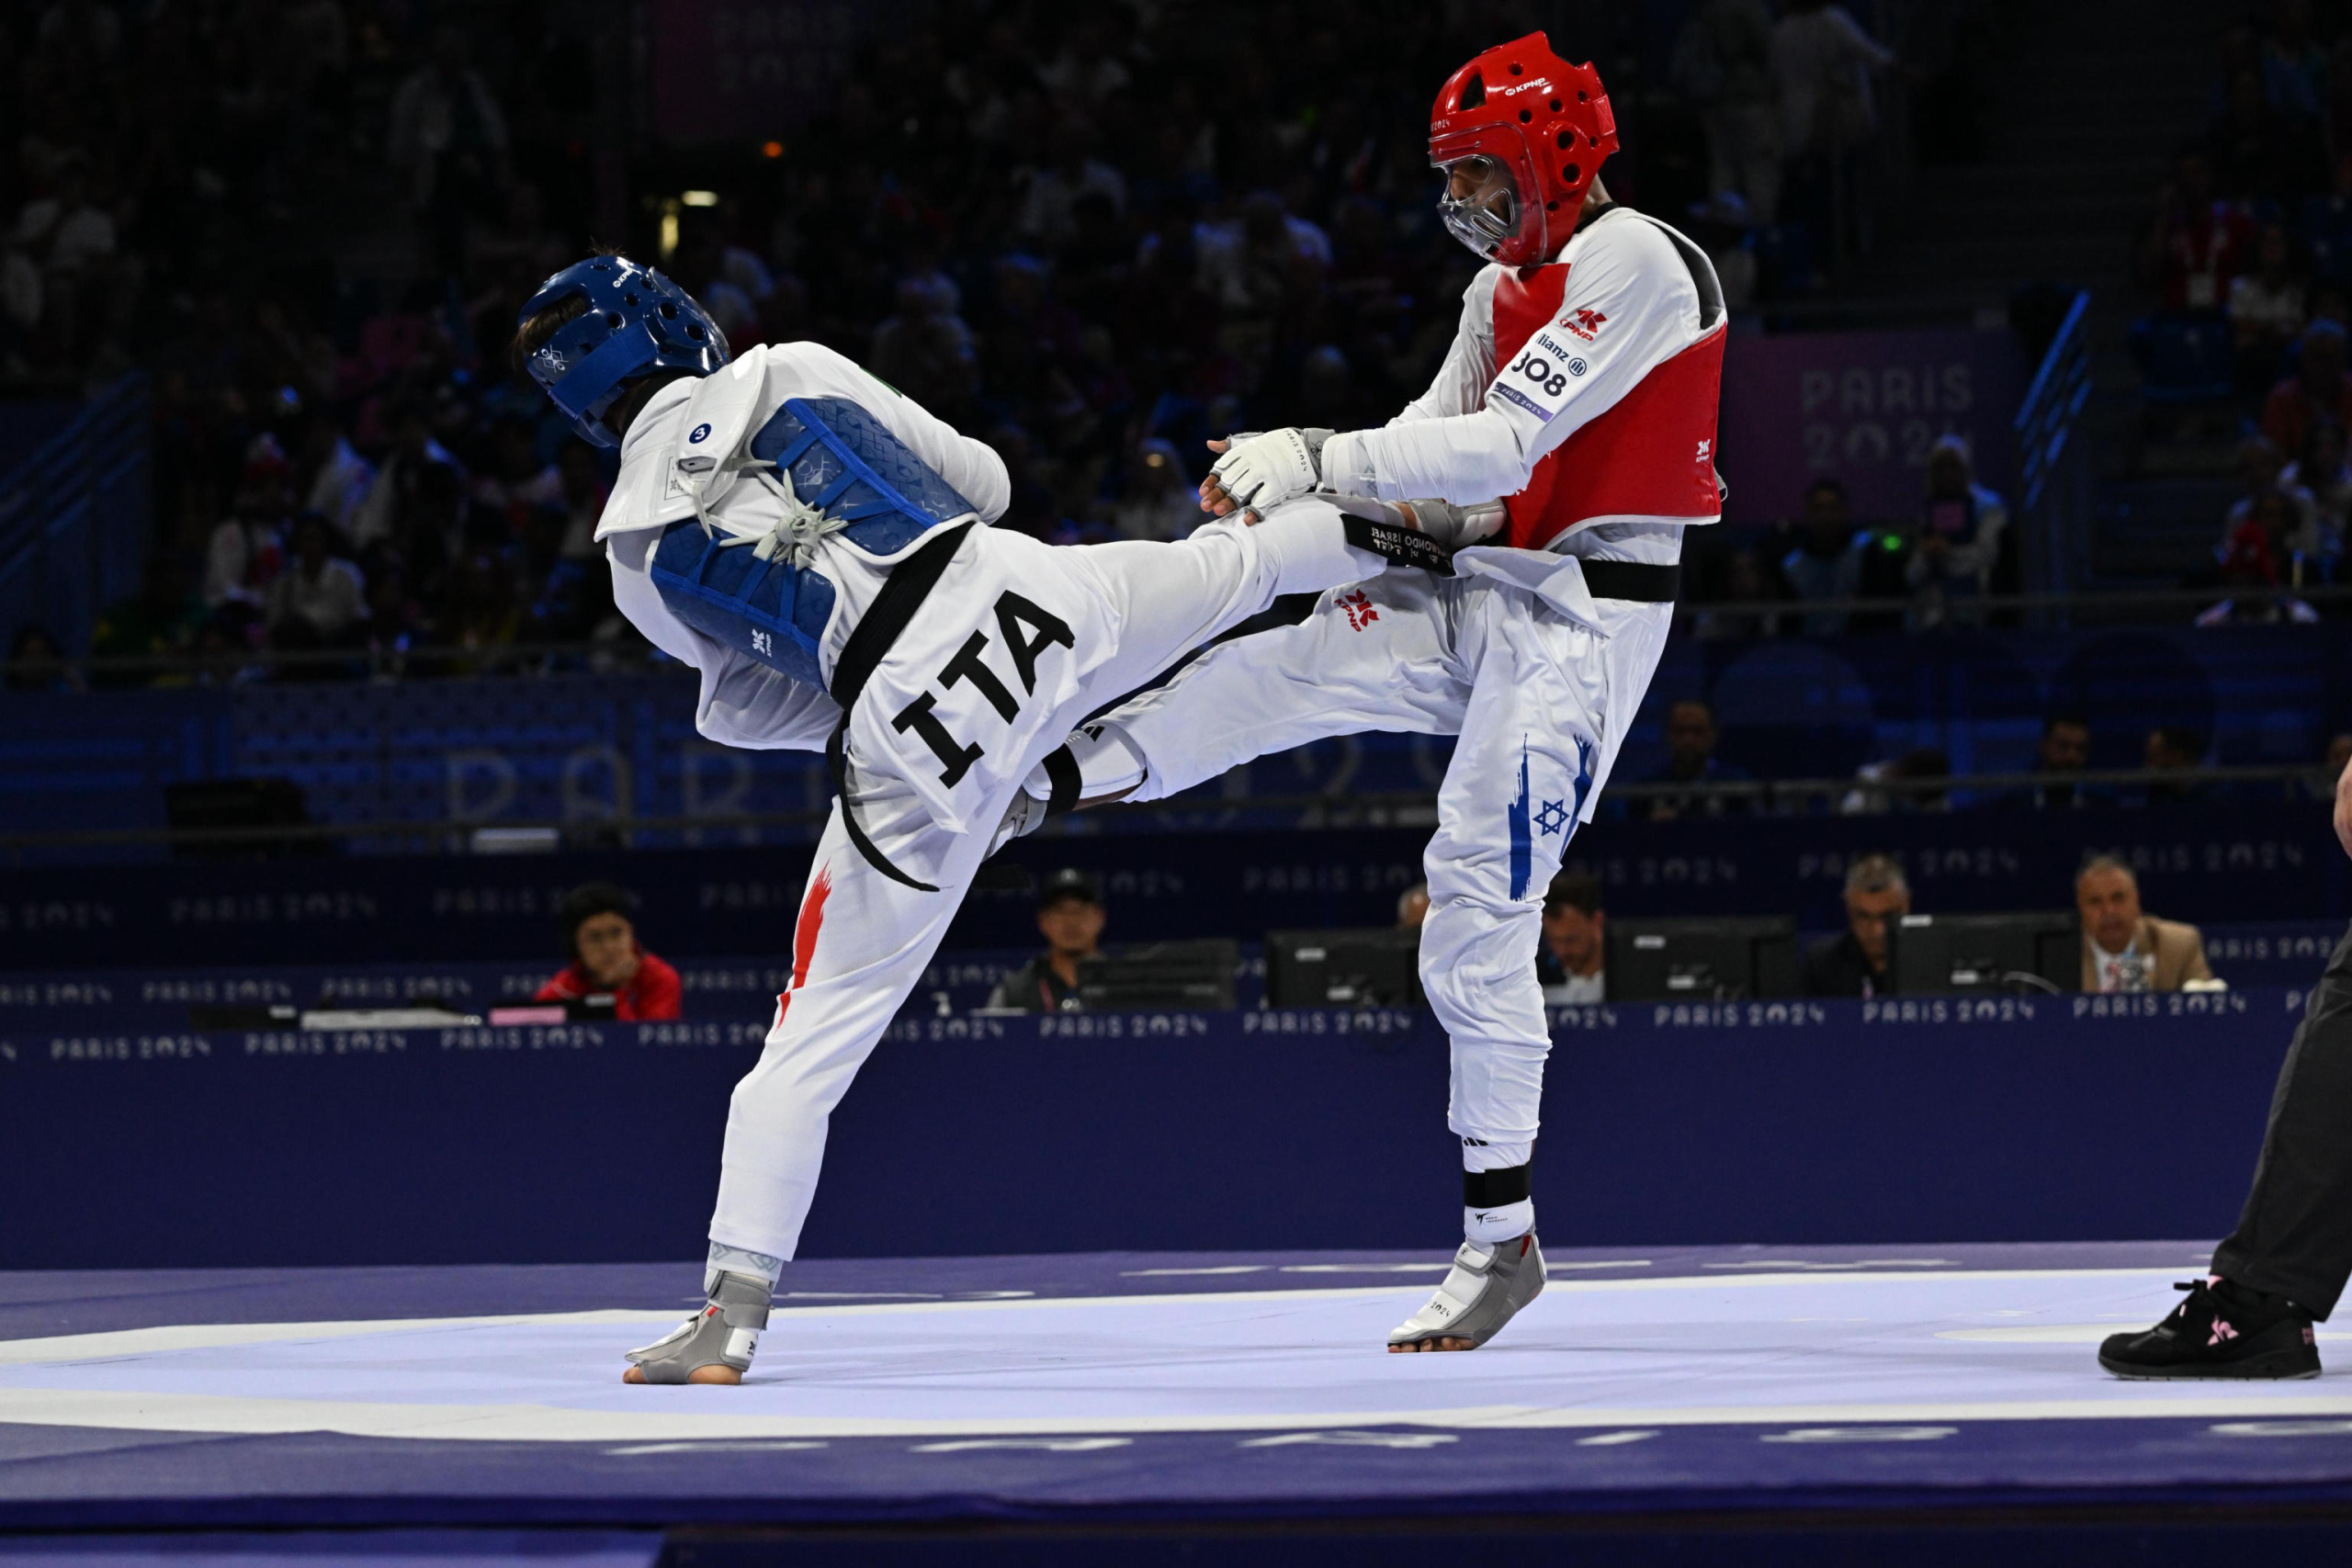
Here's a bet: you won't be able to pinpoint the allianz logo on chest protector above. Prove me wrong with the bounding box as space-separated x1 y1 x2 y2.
891 594 1076 787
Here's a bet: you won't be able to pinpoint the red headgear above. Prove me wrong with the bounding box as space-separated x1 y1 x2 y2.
1429 32 1617 268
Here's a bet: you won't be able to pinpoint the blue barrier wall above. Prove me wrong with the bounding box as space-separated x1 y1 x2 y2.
0 802 2338 969
4 622 2348 846
0 988 2305 1269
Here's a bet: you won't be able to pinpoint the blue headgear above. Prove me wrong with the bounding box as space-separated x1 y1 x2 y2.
517 255 731 447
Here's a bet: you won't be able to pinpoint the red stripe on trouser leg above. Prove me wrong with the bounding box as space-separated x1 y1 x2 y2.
772 864 834 1027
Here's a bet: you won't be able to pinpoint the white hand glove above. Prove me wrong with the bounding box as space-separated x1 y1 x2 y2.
1209 427 1331 514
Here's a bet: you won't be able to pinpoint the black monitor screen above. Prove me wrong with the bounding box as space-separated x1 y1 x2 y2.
1264 929 1423 1008
1077 940 1240 1010
1606 918 1799 1002
1886 911 2079 995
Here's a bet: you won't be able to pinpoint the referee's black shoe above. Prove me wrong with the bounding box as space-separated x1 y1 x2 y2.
2098 1278 2321 1380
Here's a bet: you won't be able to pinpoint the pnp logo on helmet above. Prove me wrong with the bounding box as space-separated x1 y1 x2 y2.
1428 33 1618 269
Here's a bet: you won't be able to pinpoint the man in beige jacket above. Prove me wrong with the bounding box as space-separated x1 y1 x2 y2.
2075 854 2214 992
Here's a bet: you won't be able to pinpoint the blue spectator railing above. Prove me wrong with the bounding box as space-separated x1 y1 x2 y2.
2012 290 2093 605
0 374 151 660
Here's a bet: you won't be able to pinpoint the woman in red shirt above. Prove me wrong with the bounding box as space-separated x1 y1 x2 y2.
536 883 682 1021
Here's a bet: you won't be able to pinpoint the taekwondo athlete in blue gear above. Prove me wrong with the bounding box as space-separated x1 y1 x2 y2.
514 254 1395 1383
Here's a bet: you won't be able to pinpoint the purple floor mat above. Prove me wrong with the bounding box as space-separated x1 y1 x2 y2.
5 1243 2350 1529
0 1533 661 1568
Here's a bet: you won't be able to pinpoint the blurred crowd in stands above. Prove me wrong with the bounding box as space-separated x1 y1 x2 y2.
1620 696 2352 814
2 0 2336 824
1681 434 2018 637
0 0 2001 688
2133 0 2352 607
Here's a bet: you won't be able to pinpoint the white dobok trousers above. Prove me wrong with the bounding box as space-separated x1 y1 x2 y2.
705 502 1379 1262
1105 568 1673 1157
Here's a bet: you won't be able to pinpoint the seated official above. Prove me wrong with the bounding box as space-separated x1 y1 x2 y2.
1535 872 1605 1004
536 882 683 1021
988 868 1106 1013
2076 855 2214 992
1804 854 1908 998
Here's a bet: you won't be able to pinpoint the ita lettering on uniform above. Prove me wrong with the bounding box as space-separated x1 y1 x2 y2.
892 592 1077 784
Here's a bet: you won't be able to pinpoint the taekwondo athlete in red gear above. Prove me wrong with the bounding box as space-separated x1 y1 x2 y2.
1010 34 1728 1352
514 254 1391 1384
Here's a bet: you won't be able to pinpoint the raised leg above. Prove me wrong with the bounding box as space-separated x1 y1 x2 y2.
1097 568 1464 803
1061 497 1392 701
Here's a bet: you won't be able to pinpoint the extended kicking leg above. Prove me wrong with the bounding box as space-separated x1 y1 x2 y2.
1025 564 1464 821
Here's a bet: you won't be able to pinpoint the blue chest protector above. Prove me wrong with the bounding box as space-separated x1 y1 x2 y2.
648 396 980 687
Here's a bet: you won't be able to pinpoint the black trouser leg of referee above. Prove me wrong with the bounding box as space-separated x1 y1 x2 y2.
2211 919 2352 1319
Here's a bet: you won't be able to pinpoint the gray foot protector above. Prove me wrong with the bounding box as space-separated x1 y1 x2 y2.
1386 1234 1545 1348
626 1270 773 1382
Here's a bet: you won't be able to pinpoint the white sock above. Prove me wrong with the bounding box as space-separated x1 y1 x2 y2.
706 1240 784 1293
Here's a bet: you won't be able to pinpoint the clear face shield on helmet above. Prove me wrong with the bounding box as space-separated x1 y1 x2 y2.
1434 152 1527 261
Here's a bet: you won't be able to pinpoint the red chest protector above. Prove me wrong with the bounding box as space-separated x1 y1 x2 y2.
1490 259 1725 550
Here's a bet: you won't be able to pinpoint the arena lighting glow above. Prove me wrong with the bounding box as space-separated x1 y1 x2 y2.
682 189 719 207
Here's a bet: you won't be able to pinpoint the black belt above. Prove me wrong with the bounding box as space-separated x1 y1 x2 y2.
823 521 977 892
1577 559 1680 603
